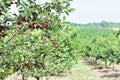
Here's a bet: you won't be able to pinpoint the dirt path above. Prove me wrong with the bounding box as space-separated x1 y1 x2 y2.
62 60 101 80
83 58 120 80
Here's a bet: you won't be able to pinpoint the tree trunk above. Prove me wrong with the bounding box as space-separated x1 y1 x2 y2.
35 76 39 80
22 74 25 80
22 74 27 80
105 60 107 68
113 62 115 71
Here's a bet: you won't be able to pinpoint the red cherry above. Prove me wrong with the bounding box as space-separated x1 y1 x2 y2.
40 22 44 25
42 25 47 29
29 24 35 29
23 28 27 32
17 21 22 25
32 21 36 24
13 44 17 48
45 21 49 25
36 25 40 29
0 26 4 29
0 33 3 36
30 5 34 8
21 18 26 22
0 51 3 55
0 33 6 37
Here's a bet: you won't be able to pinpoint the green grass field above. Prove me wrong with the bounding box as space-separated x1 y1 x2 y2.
63 59 101 80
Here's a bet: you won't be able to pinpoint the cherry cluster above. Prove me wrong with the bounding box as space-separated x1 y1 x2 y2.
28 21 48 30
17 17 49 30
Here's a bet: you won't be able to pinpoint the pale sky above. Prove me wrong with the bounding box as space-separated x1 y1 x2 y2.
9 0 120 24
66 0 120 23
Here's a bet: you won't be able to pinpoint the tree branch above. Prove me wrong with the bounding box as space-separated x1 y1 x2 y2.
5 26 22 44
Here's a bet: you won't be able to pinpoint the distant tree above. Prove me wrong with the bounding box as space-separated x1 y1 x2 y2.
101 21 109 27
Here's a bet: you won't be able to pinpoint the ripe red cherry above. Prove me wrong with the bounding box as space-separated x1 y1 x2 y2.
21 18 26 22
29 24 35 29
42 25 47 29
17 21 23 25
13 44 17 48
36 25 40 29
0 51 3 55
40 22 44 25
23 28 27 32
45 21 49 25
32 21 36 24
30 5 34 8
0 33 6 37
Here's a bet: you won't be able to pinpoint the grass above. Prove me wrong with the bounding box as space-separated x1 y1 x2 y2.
63 59 101 80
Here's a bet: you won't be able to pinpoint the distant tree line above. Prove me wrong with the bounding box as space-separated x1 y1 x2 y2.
75 21 120 27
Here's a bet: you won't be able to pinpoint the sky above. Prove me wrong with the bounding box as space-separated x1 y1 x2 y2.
9 0 120 24
66 0 120 24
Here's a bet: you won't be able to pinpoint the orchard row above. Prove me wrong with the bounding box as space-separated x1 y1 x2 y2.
77 27 120 68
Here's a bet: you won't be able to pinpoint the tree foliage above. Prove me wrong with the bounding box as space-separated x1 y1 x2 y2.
0 0 78 79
